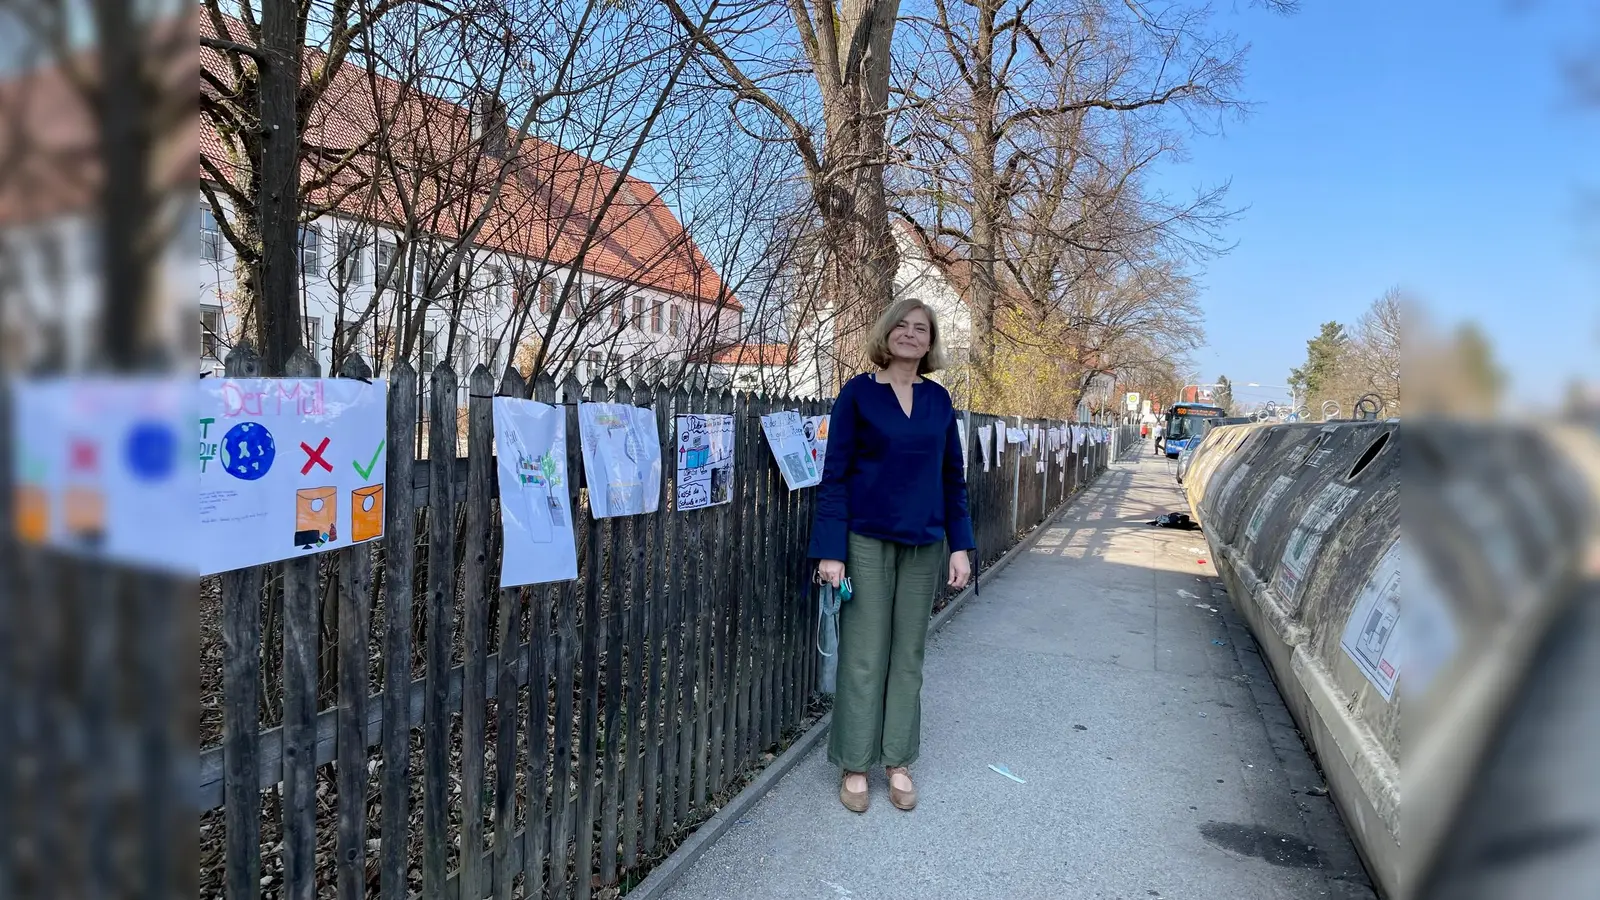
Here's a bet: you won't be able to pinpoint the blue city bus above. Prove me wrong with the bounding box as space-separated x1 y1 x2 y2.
1162 402 1227 458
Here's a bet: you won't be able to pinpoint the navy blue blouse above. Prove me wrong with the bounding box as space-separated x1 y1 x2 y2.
808 372 975 561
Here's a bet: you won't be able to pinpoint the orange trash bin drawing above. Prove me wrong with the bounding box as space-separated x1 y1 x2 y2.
351 485 384 542
15 485 48 543
63 486 105 547
294 486 337 549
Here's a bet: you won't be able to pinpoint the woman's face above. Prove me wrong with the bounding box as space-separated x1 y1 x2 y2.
889 307 932 363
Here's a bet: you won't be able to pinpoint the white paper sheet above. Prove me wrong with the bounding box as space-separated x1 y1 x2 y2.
197 377 388 575
578 402 662 518
675 414 735 511
494 398 578 585
762 410 821 490
10 376 193 574
978 424 993 472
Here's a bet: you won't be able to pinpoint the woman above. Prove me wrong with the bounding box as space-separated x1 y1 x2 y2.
810 297 974 814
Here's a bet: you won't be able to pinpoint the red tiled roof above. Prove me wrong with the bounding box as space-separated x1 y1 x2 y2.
198 17 738 310
708 343 793 366
0 14 197 226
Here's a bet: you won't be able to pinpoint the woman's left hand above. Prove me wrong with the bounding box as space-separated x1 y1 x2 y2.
948 550 971 590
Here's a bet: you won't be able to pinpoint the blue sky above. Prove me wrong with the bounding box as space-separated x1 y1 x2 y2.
1161 0 1599 409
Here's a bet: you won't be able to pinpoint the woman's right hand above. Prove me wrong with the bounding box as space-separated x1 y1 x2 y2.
818 559 846 588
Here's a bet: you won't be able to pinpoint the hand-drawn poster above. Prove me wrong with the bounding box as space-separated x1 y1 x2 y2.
198 378 388 575
676 414 735 511
10 377 192 574
762 410 821 490
494 398 578 585
578 402 662 518
1340 539 1401 701
804 415 831 476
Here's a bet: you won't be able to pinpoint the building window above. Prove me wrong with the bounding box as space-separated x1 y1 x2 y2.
454 333 473 378
298 224 321 276
337 229 365 283
651 302 663 333
669 304 680 337
485 265 505 305
610 293 622 328
421 329 438 373
201 304 224 359
200 206 222 262
633 296 644 328
484 337 502 372
376 239 399 288
540 278 554 314
305 316 322 354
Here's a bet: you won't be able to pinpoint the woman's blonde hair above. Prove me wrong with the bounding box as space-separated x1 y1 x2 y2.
865 297 947 374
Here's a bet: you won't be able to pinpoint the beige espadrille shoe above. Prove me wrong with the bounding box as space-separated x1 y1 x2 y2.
840 772 869 813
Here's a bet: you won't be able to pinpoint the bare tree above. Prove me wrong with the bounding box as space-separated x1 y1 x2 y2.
892 0 1255 379
658 0 911 385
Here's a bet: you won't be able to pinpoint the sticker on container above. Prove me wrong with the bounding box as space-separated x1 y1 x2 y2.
1340 539 1402 701
1244 474 1295 545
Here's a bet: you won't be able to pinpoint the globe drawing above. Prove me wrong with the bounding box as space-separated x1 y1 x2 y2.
125 421 177 481
221 422 276 481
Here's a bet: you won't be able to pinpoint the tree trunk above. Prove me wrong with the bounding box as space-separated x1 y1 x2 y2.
809 0 902 389
966 0 1001 377
256 0 303 376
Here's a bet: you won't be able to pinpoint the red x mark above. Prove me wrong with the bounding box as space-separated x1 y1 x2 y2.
69 439 97 473
300 437 333 475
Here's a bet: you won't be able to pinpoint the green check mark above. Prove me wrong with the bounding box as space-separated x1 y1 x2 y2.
352 440 385 480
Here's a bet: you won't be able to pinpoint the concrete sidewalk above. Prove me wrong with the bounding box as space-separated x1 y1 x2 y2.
657 452 1376 900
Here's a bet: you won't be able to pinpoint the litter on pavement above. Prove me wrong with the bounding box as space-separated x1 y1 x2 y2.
988 764 1027 784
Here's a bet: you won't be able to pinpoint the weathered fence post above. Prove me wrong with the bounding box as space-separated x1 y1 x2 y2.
280 345 322 900
334 352 374 900
378 361 417 900
421 361 457 896
220 342 265 900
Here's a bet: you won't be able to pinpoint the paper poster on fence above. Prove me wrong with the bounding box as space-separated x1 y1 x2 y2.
676 414 735 511
197 378 388 576
10 377 192 574
992 424 1004 457
957 418 968 470
494 398 578 585
1340 540 1402 700
1007 427 1027 445
805 415 830 476
978 424 993 472
762 410 821 490
578 402 662 518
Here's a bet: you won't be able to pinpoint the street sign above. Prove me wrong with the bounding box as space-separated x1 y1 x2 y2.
1125 392 1140 411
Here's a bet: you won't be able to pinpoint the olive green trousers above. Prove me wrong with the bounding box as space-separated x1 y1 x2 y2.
828 533 945 772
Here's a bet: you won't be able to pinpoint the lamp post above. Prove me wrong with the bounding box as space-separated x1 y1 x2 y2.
1245 382 1299 417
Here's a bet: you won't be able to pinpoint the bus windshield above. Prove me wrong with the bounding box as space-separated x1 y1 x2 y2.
1165 404 1226 440
1166 414 1208 441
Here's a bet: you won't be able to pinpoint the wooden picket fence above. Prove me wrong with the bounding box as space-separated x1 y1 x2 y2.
195 344 1123 900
